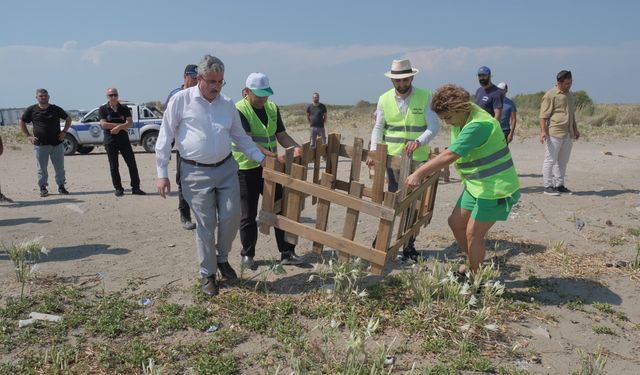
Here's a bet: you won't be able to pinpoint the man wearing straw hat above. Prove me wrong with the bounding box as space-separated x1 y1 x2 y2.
366 59 440 261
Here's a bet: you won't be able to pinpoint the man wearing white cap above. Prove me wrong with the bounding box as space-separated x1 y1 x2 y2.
497 82 517 143
234 73 303 268
366 59 440 261
155 55 266 297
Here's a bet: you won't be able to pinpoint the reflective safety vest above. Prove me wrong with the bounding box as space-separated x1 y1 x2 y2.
233 98 278 170
379 87 431 161
452 103 520 199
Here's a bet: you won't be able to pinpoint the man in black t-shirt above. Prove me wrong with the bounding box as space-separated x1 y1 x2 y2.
98 88 145 197
306 92 327 149
19 88 72 197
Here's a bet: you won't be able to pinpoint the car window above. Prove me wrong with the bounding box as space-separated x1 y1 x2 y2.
83 109 100 122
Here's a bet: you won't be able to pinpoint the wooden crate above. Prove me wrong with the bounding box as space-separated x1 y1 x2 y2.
258 133 440 275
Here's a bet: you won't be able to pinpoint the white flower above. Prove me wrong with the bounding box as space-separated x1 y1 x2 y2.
468 295 478 306
459 283 471 295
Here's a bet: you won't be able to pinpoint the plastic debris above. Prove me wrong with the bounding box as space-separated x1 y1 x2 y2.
575 218 585 230
514 359 531 370
18 312 62 328
530 326 550 339
167 244 176 248
383 356 395 366
138 298 152 307
206 324 220 333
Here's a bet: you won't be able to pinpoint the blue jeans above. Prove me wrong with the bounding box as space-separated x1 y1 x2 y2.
34 144 65 188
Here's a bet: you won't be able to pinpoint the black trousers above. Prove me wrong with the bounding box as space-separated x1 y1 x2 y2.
238 167 295 258
175 151 191 220
104 138 140 190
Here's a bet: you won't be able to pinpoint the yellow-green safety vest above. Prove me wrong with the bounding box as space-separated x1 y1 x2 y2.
451 103 520 199
233 98 278 170
379 87 431 161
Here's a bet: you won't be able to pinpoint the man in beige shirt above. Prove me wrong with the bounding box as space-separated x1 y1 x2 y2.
539 70 580 196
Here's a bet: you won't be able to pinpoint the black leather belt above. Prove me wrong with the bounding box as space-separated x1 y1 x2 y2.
182 153 232 167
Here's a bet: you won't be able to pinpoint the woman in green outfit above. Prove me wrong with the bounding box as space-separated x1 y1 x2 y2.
406 84 520 274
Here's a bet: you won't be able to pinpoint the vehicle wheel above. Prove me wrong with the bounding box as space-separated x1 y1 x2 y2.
63 134 78 155
77 146 95 154
141 130 158 153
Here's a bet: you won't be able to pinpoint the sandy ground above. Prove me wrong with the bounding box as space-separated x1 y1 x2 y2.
1 126 639 373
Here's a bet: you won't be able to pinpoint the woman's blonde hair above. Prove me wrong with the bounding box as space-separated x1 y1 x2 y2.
430 84 471 114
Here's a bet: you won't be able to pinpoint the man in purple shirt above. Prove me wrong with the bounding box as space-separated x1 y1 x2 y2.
474 66 502 120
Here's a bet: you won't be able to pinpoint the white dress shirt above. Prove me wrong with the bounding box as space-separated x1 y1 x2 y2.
156 86 264 178
370 86 440 151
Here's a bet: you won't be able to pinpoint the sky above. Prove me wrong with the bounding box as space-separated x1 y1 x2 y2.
1 0 639 110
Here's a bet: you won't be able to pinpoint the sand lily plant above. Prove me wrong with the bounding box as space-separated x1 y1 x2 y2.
4 237 48 299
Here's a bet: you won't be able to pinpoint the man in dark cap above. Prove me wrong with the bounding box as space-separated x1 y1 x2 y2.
474 66 502 120
164 64 199 229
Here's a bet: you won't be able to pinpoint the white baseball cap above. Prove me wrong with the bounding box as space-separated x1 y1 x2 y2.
497 82 507 90
245 72 274 97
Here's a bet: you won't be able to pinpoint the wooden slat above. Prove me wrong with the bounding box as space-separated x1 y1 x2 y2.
312 173 335 253
259 211 387 266
325 133 341 177
312 139 326 204
259 156 278 234
339 181 364 262
371 144 387 204
372 191 397 274
283 163 306 244
333 180 350 193
395 152 413 240
262 168 396 221
349 138 364 182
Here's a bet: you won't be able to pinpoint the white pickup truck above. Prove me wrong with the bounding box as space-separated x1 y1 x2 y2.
61 102 163 155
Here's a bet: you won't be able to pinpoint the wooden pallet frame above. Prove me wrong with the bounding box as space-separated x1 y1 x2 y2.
258 133 440 275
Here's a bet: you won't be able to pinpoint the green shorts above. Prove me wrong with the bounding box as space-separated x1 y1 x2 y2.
456 189 520 222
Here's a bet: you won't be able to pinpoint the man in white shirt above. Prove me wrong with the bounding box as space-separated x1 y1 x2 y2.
156 55 266 297
366 59 440 261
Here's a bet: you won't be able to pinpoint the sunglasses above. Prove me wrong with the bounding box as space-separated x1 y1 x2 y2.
107 93 118 97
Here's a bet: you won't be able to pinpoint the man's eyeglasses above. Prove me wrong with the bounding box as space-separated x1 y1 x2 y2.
202 79 226 87
107 93 118 97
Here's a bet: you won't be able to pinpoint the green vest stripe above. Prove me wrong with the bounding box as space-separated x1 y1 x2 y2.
460 158 514 180
233 99 278 170
378 87 431 161
384 125 428 132
457 146 510 169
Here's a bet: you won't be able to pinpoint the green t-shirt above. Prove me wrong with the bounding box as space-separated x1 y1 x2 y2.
448 122 493 158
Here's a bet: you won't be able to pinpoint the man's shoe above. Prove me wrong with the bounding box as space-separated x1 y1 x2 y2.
556 185 572 195
201 276 219 296
543 186 560 196
132 188 146 195
40 187 49 197
58 186 70 195
281 253 304 265
181 217 196 230
114 188 124 197
217 262 238 280
403 249 425 262
241 256 255 269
